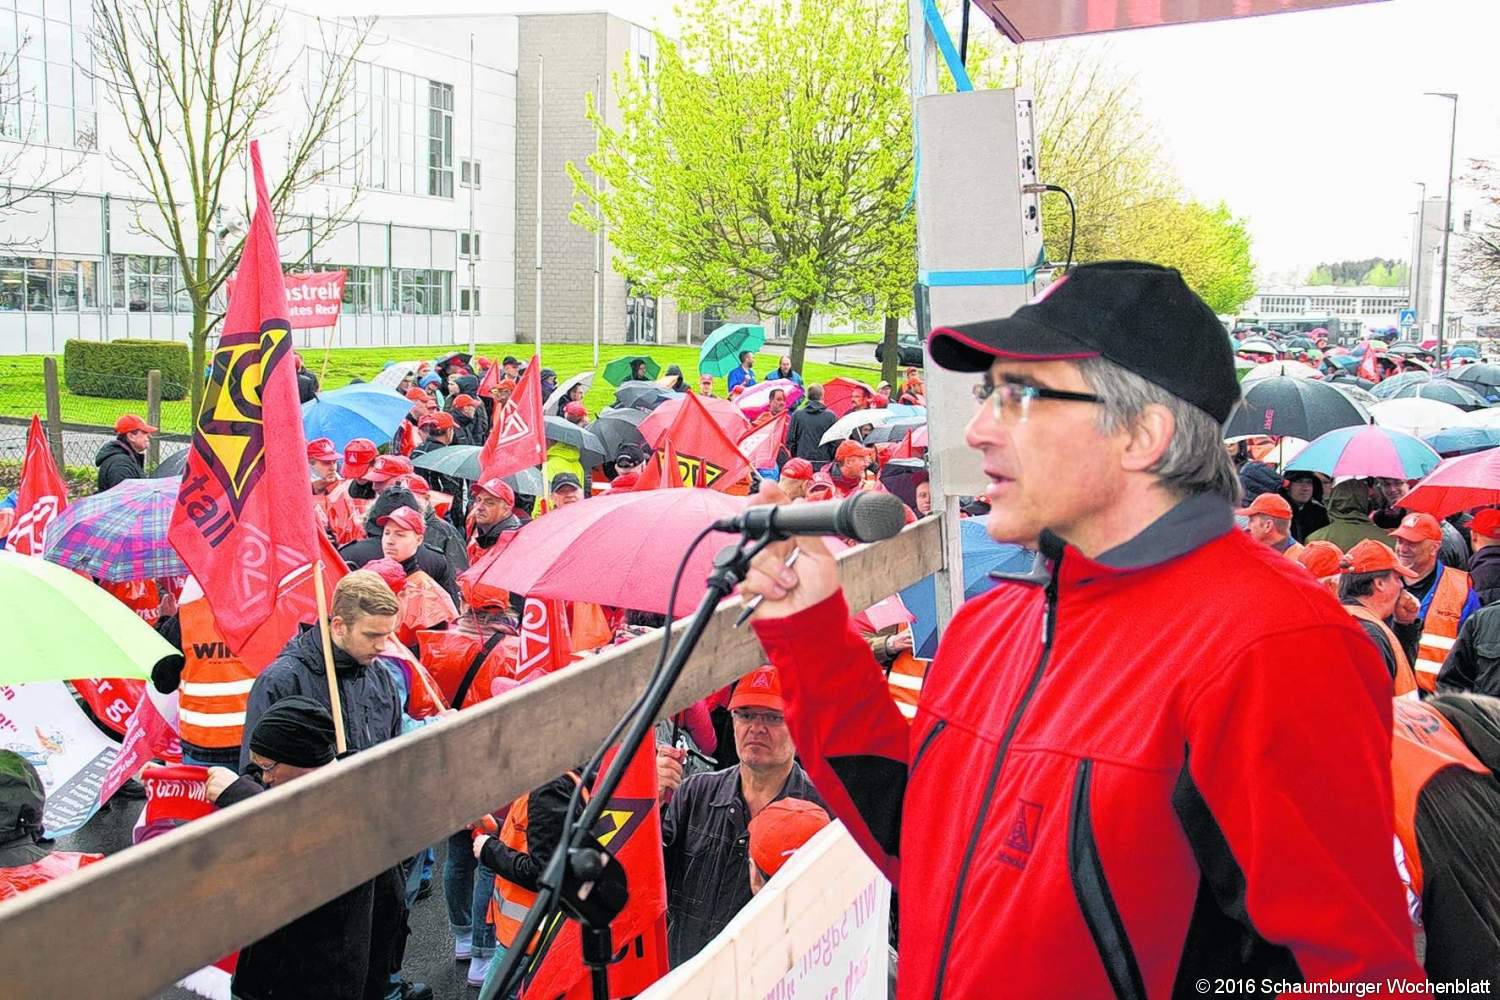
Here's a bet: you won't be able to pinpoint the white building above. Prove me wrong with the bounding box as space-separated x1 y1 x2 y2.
0 4 520 354
1241 284 1411 341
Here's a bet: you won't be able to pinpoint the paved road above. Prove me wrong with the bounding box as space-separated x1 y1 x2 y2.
802 341 879 368
56 799 477 1000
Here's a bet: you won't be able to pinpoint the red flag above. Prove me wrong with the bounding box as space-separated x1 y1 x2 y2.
523 741 669 999
516 596 573 675
479 354 546 477
141 765 215 824
72 678 145 738
478 358 501 402
234 534 348 671
1357 349 1381 382
652 393 750 490
737 411 789 469
168 141 323 656
631 436 685 492
6 415 68 555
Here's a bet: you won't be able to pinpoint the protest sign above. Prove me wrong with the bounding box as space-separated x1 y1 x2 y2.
0 683 118 837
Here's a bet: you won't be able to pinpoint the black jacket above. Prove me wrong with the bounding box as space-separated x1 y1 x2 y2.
478 771 577 892
296 368 320 405
339 535 460 606
660 763 824 966
240 626 403 771
785 401 837 464
1280 480 1330 544
94 437 143 493
1439 603 1500 698
1469 545 1500 607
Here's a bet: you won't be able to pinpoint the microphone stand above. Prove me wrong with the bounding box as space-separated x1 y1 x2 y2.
484 532 776 1000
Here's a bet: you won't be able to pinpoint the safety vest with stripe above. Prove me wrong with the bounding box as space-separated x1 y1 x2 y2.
489 772 586 951
1344 605 1420 699
177 598 257 750
886 651 928 721
1414 566 1473 692
1391 699 1491 899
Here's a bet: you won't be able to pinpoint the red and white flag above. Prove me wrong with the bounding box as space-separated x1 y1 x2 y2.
141 764 215 825
737 411 789 469
516 596 573 676
5 415 68 555
479 354 546 477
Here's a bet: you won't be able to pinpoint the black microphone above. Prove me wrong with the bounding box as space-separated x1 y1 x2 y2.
714 491 907 543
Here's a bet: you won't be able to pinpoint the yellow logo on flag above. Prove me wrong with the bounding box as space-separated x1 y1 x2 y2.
192 324 292 515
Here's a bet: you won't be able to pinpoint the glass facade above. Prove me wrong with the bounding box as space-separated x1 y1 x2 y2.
392 268 450 315
0 256 96 310
319 58 453 198
0 0 95 149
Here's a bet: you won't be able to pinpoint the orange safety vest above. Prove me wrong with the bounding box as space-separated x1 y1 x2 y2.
1391 699 1491 898
1414 567 1472 693
1344 604 1420 698
177 598 258 750
1282 541 1305 562
887 651 928 722
489 772 586 951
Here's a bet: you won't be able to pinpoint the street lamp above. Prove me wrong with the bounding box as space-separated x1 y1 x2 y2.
1425 92 1458 366
1411 181 1425 328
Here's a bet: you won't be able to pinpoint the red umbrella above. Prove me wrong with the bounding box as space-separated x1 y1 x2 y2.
639 395 750 445
1397 450 1500 520
822 376 879 417
459 488 748 616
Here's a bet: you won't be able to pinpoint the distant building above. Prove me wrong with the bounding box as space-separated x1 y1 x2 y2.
1240 285 1411 341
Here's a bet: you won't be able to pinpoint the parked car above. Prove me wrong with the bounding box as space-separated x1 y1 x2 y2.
875 331 924 368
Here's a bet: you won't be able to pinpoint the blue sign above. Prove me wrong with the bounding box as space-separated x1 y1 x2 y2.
1399 308 1417 328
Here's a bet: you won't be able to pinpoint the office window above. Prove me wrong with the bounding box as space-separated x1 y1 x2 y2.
393 268 451 315
458 231 480 258
459 286 479 313
427 81 453 197
322 59 454 198
0 0 94 148
460 158 481 189
110 254 198 313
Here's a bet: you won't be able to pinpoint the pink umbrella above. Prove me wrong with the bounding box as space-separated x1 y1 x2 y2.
458 487 748 616
639 394 750 445
735 379 804 421
1397 449 1500 520
823 376 879 417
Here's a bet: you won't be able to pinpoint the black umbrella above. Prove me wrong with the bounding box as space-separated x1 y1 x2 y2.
1224 377 1369 440
544 415 608 470
1329 373 1377 391
151 447 188 478
1370 371 1432 400
879 458 929 511
1385 379 1492 412
410 444 545 495
433 351 474 380
863 417 928 444
1449 363 1500 401
590 407 648 458
1387 342 1431 356
613 380 680 411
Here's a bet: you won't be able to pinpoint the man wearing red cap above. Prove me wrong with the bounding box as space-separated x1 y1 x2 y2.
746 798 830 894
96 413 156 492
307 437 341 496
657 666 825 967
1236 492 1302 559
324 439 379 546
1437 509 1500 696
1392 511 1480 691
828 440 872 497
778 458 813 501
467 472 521 565
491 377 516 410
563 401 587 426
367 506 458 604
446 393 486 445
1338 539 1421 695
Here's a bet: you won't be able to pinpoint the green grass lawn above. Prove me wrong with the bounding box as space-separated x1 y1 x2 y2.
807 333 880 347
0 342 863 431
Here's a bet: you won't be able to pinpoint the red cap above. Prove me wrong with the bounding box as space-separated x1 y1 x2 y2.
306 437 339 463
780 458 814 481
748 798 831 878
564 402 587 419
343 438 378 476
1389 512 1442 543
472 472 516 505
363 557 408 593
365 454 414 483
405 387 431 403
114 414 157 434
806 472 836 499
376 506 425 534
1297 540 1344 579
398 473 430 496
1471 509 1500 540
419 411 456 431
835 440 872 463
496 377 518 391
729 666 784 712
451 394 478 409
1344 538 1419 580
1236 493 1292 519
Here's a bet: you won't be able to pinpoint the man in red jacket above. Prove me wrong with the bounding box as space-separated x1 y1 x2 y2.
742 262 1425 997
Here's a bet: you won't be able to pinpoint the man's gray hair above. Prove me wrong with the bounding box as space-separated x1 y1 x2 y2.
1076 356 1240 503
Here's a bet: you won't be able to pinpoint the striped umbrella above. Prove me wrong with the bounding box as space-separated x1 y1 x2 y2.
42 476 187 583
1285 425 1441 481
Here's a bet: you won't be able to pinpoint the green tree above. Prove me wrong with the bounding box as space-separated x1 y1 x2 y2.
570 0 912 374
1307 265 1335 286
1362 262 1392 286
1117 199 1255 313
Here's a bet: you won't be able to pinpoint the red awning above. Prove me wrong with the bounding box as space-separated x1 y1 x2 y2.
972 0 1387 42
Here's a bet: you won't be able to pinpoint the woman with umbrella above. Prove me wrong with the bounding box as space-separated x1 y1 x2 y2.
630 358 651 382
556 382 587 418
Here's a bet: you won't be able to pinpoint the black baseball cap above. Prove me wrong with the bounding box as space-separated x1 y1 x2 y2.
928 261 1239 424
550 471 583 493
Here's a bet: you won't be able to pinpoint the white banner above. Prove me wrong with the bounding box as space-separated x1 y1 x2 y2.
642 820 890 1000
0 683 118 837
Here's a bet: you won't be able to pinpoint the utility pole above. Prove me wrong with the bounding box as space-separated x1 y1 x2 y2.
467 33 477 357
1426 92 1458 365
592 73 602 369
535 55 544 359
1410 181 1425 334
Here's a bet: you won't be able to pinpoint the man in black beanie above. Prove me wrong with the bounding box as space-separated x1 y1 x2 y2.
210 697 409 1000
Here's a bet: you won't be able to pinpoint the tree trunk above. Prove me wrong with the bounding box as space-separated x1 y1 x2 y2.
788 302 815 375
881 314 901 388
190 302 209 417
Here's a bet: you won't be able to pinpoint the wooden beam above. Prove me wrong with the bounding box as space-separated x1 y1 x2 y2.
0 518 943 998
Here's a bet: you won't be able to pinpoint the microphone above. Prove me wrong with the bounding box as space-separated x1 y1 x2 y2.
714 491 907 543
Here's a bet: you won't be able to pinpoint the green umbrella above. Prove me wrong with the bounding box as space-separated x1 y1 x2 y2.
603 355 661 387
1234 357 1255 383
0 551 181 684
698 324 766 377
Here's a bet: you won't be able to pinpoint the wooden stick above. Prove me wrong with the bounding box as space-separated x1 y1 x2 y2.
312 560 348 755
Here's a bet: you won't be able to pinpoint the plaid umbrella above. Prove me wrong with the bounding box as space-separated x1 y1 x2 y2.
42 476 187 583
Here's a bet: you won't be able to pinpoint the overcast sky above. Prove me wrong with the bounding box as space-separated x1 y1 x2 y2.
300 0 1497 281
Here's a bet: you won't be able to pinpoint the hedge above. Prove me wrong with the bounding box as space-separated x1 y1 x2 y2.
63 339 190 401
0 459 98 498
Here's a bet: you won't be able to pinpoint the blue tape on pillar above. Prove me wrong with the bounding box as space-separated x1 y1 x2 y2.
919 266 1037 287
921 0 973 92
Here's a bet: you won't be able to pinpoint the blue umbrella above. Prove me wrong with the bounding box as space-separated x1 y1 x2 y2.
1423 426 1500 457
301 383 413 452
698 324 766 377
1326 355 1359 371
900 518 1035 658
1450 347 1480 359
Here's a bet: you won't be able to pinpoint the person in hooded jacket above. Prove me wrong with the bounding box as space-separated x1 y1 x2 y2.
1468 510 1500 607
1280 470 1330 543
397 474 469 578
1236 459 1281 504
339 487 461 604
95 414 155 492
1308 479 1394 551
785 383 837 463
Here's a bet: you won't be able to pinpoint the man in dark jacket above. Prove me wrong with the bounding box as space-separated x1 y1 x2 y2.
339 486 461 602
295 354 320 404
1281 470 1330 543
447 393 487 446
467 474 522 562
1469 509 1500 607
784 384 837 464
95 414 154 492
397 474 468 577
346 506 460 605
654 667 825 966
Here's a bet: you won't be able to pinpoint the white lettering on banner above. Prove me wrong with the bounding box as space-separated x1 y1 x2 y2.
225 270 345 330
0 682 119 837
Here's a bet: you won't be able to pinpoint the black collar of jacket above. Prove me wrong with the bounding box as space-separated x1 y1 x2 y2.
1028 493 1234 581
707 762 814 809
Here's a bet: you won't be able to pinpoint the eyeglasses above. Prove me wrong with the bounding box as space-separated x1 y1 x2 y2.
731 708 785 727
972 379 1102 423
615 457 638 469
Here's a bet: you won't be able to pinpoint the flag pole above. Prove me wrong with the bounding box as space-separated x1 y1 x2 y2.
312 561 349 755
